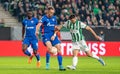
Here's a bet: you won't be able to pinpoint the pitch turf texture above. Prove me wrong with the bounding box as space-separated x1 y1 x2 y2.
0 57 120 74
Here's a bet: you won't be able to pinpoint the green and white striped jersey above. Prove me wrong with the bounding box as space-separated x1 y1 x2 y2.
63 20 87 42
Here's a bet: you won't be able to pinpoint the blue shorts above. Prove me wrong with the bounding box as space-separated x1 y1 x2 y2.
42 32 60 46
22 37 38 50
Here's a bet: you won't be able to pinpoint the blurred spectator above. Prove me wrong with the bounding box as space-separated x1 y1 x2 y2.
93 4 101 15
77 0 82 9
109 16 114 26
4 0 9 11
86 16 92 26
79 6 86 17
114 17 120 29
17 1 25 22
99 30 105 41
99 19 105 26
105 20 111 29
59 14 66 25
10 0 18 16
54 4 61 16
37 9 43 19
92 16 98 27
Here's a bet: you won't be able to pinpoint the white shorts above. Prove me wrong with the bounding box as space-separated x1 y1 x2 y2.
72 40 89 52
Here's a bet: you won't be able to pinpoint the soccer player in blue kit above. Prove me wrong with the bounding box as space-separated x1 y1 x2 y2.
22 10 40 68
36 6 66 71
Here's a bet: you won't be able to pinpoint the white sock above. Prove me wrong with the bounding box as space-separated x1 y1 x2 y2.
72 56 78 67
91 54 100 60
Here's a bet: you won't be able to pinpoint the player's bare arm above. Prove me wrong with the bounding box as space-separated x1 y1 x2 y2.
36 22 42 39
51 23 64 41
85 26 102 40
51 30 57 41
51 23 64 40
51 26 59 41
55 24 63 31
22 26 25 41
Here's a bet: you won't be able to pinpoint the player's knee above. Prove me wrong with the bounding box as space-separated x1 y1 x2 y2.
57 48 61 53
55 45 61 52
22 47 26 52
22 44 28 52
33 50 37 55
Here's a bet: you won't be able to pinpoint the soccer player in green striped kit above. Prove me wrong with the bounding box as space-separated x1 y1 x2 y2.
56 14 105 70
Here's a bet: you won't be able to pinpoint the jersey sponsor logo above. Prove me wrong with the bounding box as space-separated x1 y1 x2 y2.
70 30 79 33
25 25 34 29
26 27 34 29
47 22 54 26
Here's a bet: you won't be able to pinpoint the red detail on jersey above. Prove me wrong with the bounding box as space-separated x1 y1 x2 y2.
41 24 44 35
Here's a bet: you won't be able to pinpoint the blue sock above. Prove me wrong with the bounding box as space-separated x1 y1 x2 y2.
24 50 31 56
57 53 62 66
46 51 50 64
35 53 40 61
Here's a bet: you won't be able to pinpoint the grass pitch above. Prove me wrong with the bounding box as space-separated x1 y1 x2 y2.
0 56 120 74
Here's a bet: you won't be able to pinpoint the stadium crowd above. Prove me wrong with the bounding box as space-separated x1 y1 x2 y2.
0 0 120 29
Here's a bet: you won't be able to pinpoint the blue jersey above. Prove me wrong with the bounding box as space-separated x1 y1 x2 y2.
40 15 57 33
39 15 60 46
22 17 38 38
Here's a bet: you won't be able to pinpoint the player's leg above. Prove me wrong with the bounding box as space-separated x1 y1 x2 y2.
45 41 53 69
31 40 40 67
42 34 54 69
72 49 79 68
67 42 80 70
81 40 105 66
67 49 79 70
33 50 40 67
53 36 66 71
46 50 50 69
55 44 66 71
85 50 105 66
22 38 31 56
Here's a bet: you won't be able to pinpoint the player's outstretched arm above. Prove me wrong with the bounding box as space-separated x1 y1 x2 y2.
55 21 68 31
51 22 67 41
51 26 60 41
85 26 102 41
56 24 63 31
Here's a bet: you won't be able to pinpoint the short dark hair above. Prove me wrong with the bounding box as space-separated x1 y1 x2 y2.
69 14 76 20
47 6 54 10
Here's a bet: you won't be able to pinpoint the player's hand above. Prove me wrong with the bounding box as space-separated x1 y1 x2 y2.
95 35 102 41
35 31 39 37
35 31 40 40
51 35 55 41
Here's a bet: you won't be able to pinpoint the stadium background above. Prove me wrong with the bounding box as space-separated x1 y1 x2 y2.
0 0 120 74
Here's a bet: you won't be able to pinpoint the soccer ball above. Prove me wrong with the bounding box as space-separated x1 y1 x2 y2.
51 47 57 54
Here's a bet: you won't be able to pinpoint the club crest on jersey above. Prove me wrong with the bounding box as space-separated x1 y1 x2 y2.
25 21 27 23
52 18 55 21
31 21 34 23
